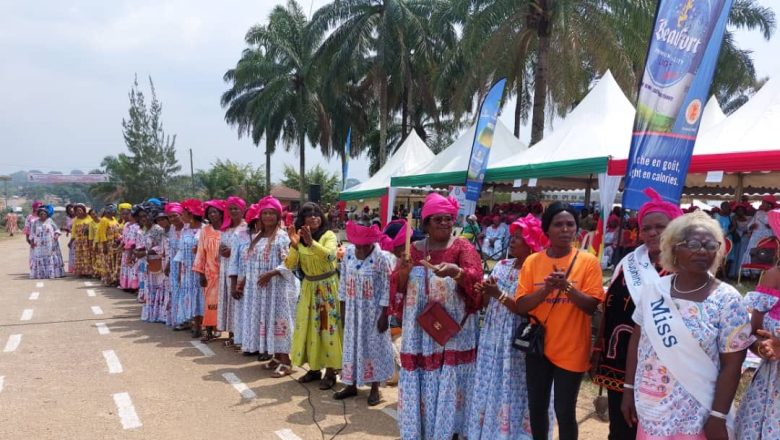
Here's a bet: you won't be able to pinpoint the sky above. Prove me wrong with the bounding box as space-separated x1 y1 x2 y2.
1 0 778 183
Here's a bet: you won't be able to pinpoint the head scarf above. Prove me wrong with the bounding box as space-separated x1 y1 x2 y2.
31 200 42 210
421 193 459 220
146 198 162 207
118 202 132 212
219 196 247 230
164 202 183 215
346 221 386 245
768 209 780 238
637 188 683 228
244 203 261 223
382 219 424 251
509 214 549 253
37 204 54 218
762 194 777 208
204 200 226 225
181 199 205 217
257 196 283 215
104 204 117 215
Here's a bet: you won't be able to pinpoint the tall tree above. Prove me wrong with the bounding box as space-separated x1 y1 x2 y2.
196 159 266 201
99 76 180 202
281 164 342 206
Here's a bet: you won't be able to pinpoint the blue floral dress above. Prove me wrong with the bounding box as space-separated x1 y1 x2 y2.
29 218 65 279
140 225 168 323
631 281 753 438
172 225 203 325
339 244 395 386
217 223 246 333
735 285 780 439
466 259 534 439
166 225 183 326
228 227 250 345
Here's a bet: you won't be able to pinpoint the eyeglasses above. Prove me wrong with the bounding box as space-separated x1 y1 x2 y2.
428 215 454 224
675 240 721 252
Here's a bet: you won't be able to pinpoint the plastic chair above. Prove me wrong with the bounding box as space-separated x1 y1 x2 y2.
738 236 780 285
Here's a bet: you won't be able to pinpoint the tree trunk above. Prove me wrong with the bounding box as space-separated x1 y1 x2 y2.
299 133 306 204
530 15 550 146
514 77 523 138
265 137 272 195
401 85 408 138
378 73 388 168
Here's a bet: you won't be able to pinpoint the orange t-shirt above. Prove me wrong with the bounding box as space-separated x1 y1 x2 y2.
515 248 605 372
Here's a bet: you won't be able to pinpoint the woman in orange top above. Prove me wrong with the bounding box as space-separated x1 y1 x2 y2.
193 200 224 342
515 202 604 440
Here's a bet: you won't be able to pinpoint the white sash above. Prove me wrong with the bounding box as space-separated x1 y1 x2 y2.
612 245 659 306
641 276 718 410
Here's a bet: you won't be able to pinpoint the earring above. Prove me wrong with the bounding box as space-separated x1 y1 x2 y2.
673 255 678 266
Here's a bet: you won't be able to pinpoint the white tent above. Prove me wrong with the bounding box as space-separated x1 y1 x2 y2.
486 70 634 183
340 130 435 200
391 119 527 188
697 96 727 132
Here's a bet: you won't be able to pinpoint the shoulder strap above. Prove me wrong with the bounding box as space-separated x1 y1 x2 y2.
541 250 580 325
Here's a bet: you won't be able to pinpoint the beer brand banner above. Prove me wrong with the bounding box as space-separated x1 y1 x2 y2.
27 173 109 184
465 78 506 204
622 0 733 209
342 128 351 190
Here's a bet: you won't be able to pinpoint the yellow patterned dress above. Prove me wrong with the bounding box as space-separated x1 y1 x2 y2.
285 230 343 370
96 217 122 286
71 216 93 276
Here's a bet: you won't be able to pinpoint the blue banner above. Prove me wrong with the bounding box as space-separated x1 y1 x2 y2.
465 78 507 202
342 128 351 191
622 0 733 209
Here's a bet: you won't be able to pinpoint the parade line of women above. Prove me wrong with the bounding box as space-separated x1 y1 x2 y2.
23 192 780 440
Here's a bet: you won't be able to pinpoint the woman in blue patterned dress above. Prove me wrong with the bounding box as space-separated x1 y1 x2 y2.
164 203 185 328
228 204 256 348
173 199 205 337
29 205 65 279
467 214 548 439
334 221 395 406
137 206 169 323
217 196 246 345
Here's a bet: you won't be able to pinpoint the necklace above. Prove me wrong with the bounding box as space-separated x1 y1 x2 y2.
672 274 712 294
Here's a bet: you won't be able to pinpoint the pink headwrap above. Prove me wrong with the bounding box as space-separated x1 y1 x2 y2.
421 193 459 220
164 202 183 215
204 199 226 223
181 199 205 217
637 188 683 228
244 203 260 223
257 196 283 215
221 196 247 230
32 200 42 210
768 209 780 238
346 221 386 246
509 214 549 253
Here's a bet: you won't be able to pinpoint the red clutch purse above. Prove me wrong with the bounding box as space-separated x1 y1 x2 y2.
416 301 461 347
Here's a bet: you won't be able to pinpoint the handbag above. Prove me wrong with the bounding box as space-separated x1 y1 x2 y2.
512 250 579 356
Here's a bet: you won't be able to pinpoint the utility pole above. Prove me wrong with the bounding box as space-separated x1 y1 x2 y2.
189 148 195 196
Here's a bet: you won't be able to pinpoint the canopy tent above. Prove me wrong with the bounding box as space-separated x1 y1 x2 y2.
390 119 527 188
697 96 727 132
608 73 780 195
339 130 435 201
485 70 634 185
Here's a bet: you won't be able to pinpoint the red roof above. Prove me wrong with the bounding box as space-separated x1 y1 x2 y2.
270 185 301 200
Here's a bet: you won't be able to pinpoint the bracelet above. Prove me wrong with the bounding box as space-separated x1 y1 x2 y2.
709 410 728 420
622 384 634 390
498 292 508 304
561 281 572 294
453 268 464 281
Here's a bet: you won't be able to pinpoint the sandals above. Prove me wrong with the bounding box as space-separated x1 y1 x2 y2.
191 327 202 339
298 370 322 384
200 328 219 343
319 374 337 390
262 358 280 370
367 392 382 407
257 352 273 362
270 363 294 378
333 387 358 400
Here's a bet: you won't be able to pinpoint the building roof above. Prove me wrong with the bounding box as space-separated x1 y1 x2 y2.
270 184 301 200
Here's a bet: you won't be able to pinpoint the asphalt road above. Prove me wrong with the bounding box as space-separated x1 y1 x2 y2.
0 234 401 440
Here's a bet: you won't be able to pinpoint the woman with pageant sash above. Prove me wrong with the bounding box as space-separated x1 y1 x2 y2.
592 188 682 440
392 192 482 440
735 208 780 439
622 211 752 440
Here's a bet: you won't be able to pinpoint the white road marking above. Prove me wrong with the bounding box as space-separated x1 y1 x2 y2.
20 309 34 321
35 282 44 288
274 429 303 440
91 306 104 315
95 323 110 335
102 350 123 374
28 292 40 300
86 289 96 297
0 376 4 394
221 372 256 399
112 392 142 430
3 334 22 353
190 341 215 357
381 407 398 420
84 281 94 286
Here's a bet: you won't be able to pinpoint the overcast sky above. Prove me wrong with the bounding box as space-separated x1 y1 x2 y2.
1 0 778 182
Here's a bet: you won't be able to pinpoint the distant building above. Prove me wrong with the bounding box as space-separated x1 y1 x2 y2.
270 185 302 212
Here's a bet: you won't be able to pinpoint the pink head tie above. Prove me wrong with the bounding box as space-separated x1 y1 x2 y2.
257 196 283 215
221 196 247 230
381 219 409 251
421 192 459 220
346 221 385 246
509 214 549 253
164 202 183 215
181 199 205 217
204 199 226 217
768 209 780 238
637 187 683 228
32 200 42 210
244 203 260 223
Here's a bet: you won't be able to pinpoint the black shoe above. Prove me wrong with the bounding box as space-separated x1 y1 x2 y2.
298 370 322 384
333 387 358 400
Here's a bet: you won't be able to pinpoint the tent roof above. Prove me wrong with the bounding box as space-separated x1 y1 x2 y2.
340 130 435 200
486 70 634 182
391 119 526 188
697 96 727 132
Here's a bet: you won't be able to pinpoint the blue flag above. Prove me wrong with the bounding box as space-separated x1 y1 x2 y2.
342 128 351 191
622 0 733 209
465 78 507 203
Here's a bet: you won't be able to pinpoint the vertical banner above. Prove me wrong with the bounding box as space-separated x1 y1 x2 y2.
622 0 733 209
342 128 351 190
465 78 507 211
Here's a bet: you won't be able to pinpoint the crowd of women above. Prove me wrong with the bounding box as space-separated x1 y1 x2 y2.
20 190 780 440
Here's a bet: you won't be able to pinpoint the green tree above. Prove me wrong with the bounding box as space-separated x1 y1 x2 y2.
99 76 181 202
281 164 341 206
196 159 266 202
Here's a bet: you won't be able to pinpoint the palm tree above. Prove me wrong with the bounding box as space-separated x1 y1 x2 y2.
223 0 329 202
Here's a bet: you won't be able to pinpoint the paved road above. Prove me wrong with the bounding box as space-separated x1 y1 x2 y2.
0 235 400 440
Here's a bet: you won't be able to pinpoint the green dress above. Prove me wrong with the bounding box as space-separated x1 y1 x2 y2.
285 230 343 370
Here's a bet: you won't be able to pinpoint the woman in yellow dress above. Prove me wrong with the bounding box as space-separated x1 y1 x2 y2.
70 204 93 277
96 205 122 286
286 202 342 390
